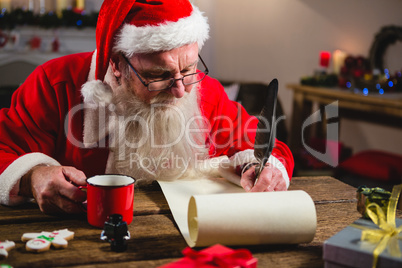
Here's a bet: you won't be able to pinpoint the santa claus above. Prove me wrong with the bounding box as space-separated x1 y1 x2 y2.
0 0 293 214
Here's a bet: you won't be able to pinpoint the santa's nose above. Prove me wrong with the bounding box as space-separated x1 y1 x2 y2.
169 79 186 98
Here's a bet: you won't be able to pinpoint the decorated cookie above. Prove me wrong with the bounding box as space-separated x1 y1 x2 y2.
21 229 74 253
0 240 15 259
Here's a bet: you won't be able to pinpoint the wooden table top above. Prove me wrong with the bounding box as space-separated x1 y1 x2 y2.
1 176 397 267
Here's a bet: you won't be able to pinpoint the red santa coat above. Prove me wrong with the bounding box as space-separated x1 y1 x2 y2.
0 52 294 205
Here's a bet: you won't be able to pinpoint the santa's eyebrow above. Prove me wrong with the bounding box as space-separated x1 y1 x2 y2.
183 59 198 69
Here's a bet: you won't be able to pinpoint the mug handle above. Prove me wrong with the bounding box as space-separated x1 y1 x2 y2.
78 185 88 212
78 185 87 192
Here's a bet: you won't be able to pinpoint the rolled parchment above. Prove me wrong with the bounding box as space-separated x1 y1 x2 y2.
187 191 317 247
158 178 317 248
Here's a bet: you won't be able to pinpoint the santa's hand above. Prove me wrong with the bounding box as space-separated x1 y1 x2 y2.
240 163 286 192
19 165 87 214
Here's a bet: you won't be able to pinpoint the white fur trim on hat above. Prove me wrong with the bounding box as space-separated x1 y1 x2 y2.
114 5 209 56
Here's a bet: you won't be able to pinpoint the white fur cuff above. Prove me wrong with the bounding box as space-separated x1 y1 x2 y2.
0 153 60 206
226 149 290 188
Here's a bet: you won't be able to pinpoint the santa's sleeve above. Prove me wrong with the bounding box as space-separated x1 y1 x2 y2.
0 66 61 206
200 77 294 187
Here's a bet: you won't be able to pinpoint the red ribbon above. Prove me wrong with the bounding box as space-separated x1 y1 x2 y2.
182 247 255 268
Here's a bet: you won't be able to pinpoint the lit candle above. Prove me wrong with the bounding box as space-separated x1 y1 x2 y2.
56 0 68 17
320 51 331 68
39 0 45 14
0 0 11 11
77 0 85 10
332 49 347 75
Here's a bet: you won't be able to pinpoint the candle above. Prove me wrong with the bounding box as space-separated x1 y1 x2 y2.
56 0 68 17
332 49 347 75
77 0 85 10
320 51 331 68
0 0 11 11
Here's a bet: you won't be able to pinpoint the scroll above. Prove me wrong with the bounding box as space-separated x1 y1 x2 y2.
158 178 316 247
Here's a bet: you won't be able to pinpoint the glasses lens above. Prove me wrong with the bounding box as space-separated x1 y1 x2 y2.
147 72 207 91
183 72 206 85
148 79 174 91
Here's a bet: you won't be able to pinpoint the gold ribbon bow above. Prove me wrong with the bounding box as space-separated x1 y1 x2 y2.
352 184 402 268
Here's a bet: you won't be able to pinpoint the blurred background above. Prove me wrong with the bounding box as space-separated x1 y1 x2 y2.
1 0 401 188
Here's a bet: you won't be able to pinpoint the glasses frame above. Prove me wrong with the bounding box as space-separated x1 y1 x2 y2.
122 54 209 92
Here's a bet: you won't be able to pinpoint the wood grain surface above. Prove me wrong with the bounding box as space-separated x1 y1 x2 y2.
1 176 399 267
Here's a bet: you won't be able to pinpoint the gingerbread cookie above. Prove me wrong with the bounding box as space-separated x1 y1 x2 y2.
21 229 74 253
0 240 15 259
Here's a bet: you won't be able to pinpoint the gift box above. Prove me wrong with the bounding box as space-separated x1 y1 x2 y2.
159 244 258 268
323 218 402 268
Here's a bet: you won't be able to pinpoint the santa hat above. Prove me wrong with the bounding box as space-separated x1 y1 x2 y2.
82 0 209 104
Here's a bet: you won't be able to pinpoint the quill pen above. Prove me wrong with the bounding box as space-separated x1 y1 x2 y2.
253 78 278 180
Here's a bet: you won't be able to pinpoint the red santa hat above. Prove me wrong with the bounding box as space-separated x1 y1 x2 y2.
82 0 209 104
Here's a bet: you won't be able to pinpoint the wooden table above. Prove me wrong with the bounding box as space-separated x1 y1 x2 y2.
1 176 398 267
286 84 402 152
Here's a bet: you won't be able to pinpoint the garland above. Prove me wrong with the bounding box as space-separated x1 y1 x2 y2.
0 8 98 29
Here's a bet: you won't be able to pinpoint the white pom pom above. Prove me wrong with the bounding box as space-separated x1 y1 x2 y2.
81 80 113 104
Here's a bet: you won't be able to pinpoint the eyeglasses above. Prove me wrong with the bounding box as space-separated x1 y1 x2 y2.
122 54 209 92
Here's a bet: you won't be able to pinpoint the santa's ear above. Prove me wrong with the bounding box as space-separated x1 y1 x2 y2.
110 54 122 78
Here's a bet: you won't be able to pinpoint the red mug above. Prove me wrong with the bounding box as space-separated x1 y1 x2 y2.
82 175 135 228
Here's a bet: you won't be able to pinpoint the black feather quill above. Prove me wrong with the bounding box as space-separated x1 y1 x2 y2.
254 78 278 179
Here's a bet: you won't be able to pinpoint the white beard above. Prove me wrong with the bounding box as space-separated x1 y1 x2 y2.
108 82 209 185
